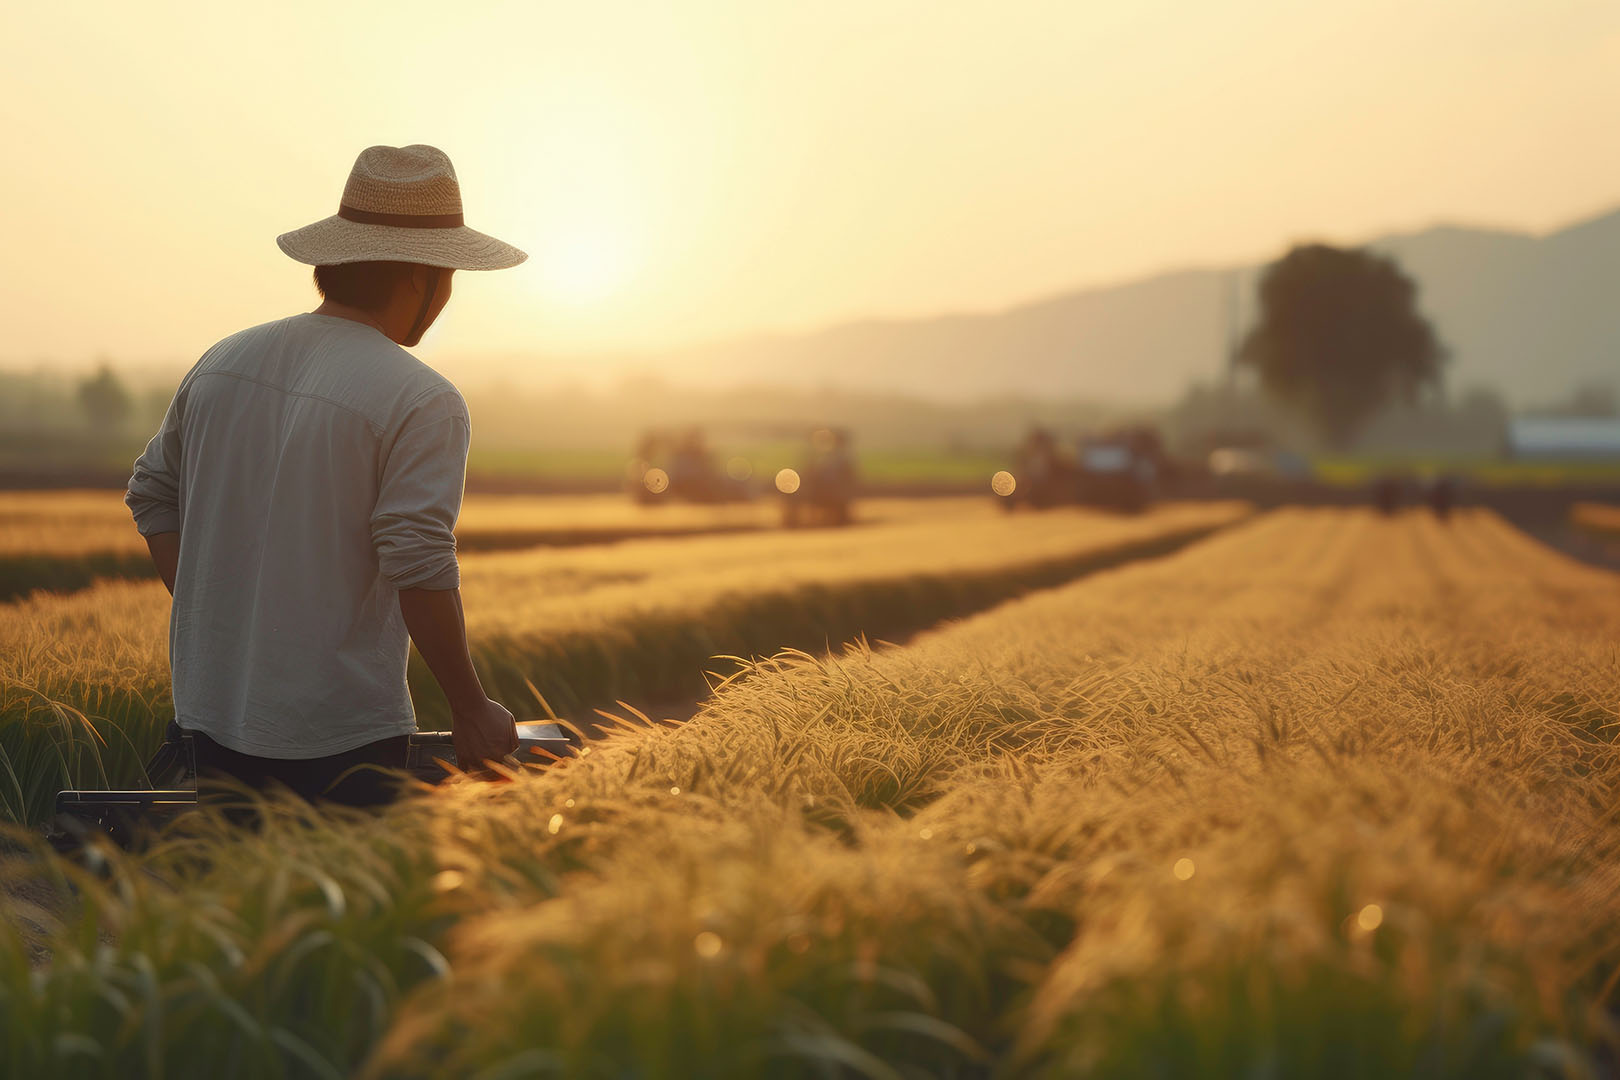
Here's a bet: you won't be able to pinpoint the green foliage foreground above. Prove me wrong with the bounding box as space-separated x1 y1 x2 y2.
2 508 1617 1078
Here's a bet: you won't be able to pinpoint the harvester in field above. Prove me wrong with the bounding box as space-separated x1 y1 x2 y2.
996 426 1164 512
779 427 857 527
629 428 753 505
1074 426 1164 512
50 721 574 851
996 428 1079 511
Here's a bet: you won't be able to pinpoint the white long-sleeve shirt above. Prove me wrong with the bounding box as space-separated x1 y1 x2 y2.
125 312 470 758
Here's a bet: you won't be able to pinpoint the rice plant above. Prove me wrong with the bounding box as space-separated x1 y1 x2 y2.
2 507 1615 1077
0 490 1013 599
0 501 1244 822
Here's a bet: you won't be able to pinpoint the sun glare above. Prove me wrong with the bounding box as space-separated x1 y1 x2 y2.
509 95 650 309
535 224 637 305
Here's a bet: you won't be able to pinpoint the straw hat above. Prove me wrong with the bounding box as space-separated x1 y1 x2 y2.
277 144 527 271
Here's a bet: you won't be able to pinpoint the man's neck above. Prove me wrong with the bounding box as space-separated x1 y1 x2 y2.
312 300 394 341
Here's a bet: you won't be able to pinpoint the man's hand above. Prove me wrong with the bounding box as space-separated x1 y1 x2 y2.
452 696 519 769
398 586 518 769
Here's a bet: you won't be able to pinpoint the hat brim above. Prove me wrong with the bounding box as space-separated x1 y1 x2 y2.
276 215 527 271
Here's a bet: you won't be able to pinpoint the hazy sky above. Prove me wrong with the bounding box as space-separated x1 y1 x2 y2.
3 0 1617 379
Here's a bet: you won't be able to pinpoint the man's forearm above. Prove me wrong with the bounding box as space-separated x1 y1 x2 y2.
397 585 487 709
144 531 181 595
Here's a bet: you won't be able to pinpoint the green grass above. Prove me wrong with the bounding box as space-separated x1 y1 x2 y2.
467 443 1008 488
465 446 633 482
0 552 158 603
1313 455 1620 487
0 433 145 474
0 681 173 827
4 438 1005 492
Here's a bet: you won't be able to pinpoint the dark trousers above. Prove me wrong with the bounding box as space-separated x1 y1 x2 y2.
185 729 410 809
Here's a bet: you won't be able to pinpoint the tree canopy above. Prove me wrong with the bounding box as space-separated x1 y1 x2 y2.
75 363 132 433
1238 244 1447 448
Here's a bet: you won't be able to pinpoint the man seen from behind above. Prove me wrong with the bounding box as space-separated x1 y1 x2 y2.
124 144 523 806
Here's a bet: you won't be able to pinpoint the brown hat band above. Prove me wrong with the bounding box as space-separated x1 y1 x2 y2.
337 204 465 229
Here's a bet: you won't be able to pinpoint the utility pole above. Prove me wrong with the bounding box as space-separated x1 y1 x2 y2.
1224 269 1242 393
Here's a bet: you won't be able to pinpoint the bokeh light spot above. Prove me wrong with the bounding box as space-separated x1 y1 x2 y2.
1173 857 1195 881
643 468 669 494
1358 903 1383 931
548 813 564 835
992 470 1017 497
726 456 753 481
694 931 724 958
775 468 801 494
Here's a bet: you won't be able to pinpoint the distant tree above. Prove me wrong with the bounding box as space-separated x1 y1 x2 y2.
1238 244 1447 448
76 363 133 433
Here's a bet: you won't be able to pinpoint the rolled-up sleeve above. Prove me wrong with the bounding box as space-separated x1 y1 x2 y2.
126 391 184 537
371 390 470 591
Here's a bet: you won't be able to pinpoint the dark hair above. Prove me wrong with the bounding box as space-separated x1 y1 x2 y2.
311 261 422 310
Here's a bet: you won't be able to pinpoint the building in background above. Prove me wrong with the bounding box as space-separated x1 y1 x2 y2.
1508 417 1620 460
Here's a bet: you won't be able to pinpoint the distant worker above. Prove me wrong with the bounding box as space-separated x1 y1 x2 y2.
124 145 523 807
1427 474 1457 520
1373 474 1403 515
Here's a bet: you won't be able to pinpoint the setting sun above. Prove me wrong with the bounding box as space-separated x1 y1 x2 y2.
534 222 638 304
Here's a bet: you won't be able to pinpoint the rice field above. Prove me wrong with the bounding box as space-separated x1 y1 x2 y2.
2 506 1616 1077
0 490 781 559
0 499 1243 824
0 490 988 601
1573 501 1620 538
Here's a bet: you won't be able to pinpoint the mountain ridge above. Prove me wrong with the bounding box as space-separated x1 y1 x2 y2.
605 204 1620 407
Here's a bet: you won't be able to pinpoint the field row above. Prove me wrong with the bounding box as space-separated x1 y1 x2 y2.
0 491 989 601
1573 500 1620 538
4 507 1615 1077
0 501 1245 823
